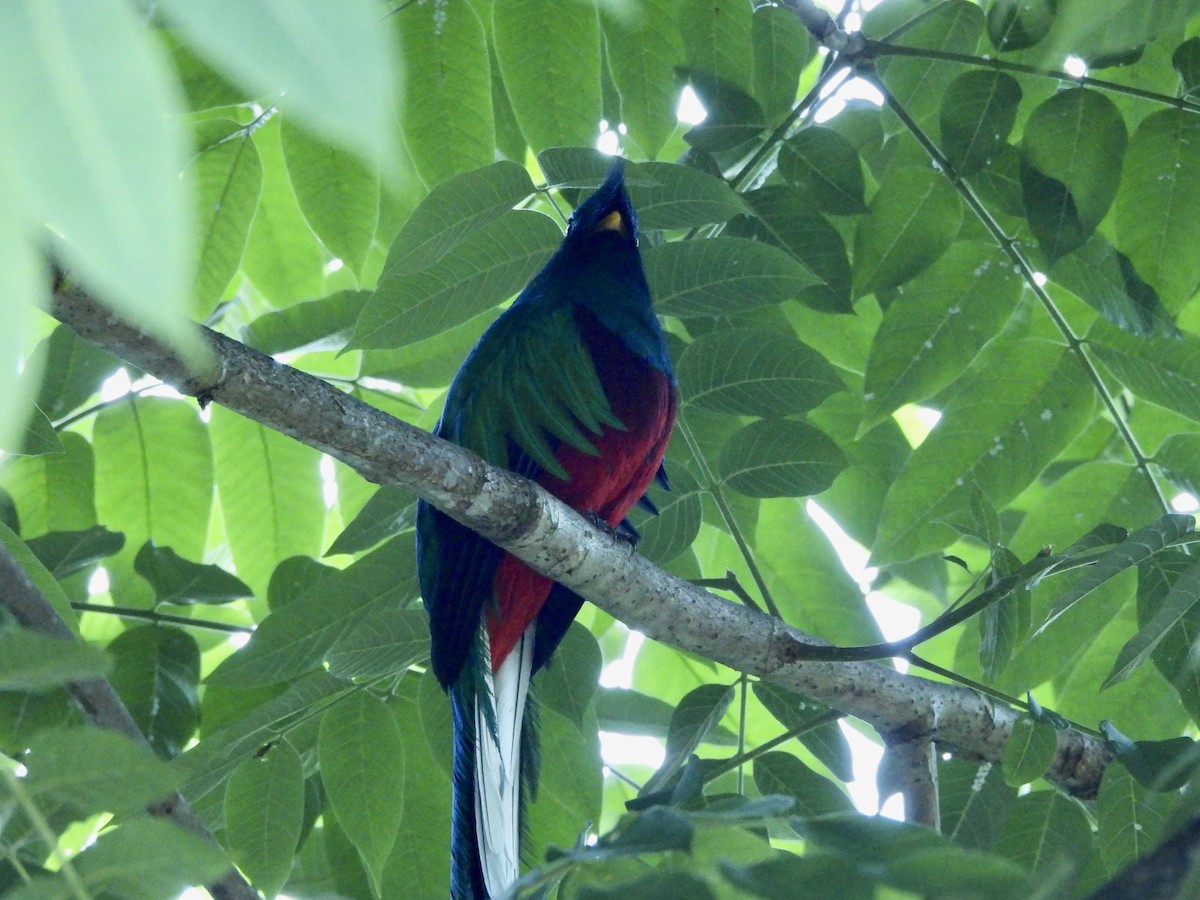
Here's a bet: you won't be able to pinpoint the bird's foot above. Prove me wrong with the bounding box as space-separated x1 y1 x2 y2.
581 510 640 547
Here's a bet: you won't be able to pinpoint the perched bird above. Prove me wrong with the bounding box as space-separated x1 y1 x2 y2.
416 160 677 899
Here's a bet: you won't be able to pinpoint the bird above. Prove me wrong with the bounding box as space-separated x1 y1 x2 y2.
416 159 677 899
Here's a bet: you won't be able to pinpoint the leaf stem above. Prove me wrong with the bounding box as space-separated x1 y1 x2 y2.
866 40 1200 113
70 601 253 634
676 415 781 618
0 767 91 900
703 708 844 783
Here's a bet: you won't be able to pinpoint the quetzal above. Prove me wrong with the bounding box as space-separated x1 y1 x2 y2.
416 160 677 899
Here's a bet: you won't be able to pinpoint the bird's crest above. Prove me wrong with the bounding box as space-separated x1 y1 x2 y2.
568 158 637 242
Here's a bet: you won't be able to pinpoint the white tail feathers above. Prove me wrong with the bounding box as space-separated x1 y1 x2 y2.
475 624 535 897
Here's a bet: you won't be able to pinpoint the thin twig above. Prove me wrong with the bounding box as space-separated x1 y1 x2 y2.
71 601 254 634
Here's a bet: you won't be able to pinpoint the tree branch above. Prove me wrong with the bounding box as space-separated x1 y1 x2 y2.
47 286 1114 799
0 542 258 900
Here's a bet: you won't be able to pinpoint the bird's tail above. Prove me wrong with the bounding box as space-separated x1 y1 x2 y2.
450 625 536 899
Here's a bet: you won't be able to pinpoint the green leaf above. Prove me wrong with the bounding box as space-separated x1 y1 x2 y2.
1173 36 1200 99
678 0 752 92
752 682 853 781
1050 235 1177 338
642 683 734 796
243 289 370 356
627 162 747 229
351 209 562 349
626 469 703 565
0 196 42 458
585 806 695 858
493 0 601 153
188 126 262 308
325 604 429 681
874 339 1095 565
798 811 1032 896
1137 554 1200 724
979 560 1031 681
210 406 325 594
384 161 536 275
1001 712 1058 786
1155 434 1200 497
281 117 379 276
0 0 192 332
7 404 61 458
939 758 1016 851
241 116 327 305
0 431 97 537
224 739 305 898
853 167 963 297
1021 88 1126 262
1040 0 1200 63
1096 760 1169 876
267 555 340 611
378 681 450 897
319 691 405 895
180 671 354 824
160 0 396 165
166 32 246 112
108 625 200 759
720 420 846 499
680 70 765 152
753 751 853 819
595 687 703 740
987 0 1054 51
0 692 73 759
940 70 1022 176
93 397 213 562
992 790 1093 877
678 328 842 417
207 580 373 687
1107 557 1200 689
1036 514 1196 638
397 1 493 186
327 486 415 556
527 702 603 859
73 818 229 900
25 727 179 819
720 853 871 899
600 0 686 159
751 5 812 124
862 242 1022 429
133 541 251 606
1116 109 1200 311
32 325 123 421
538 623 602 729
737 186 853 313
0 630 110 691
875 1 984 135
777 126 868 215
645 237 821 318
1103 724 1199 790
577 871 715 900
337 533 421 611
25 526 123 579
536 147 613 188
1088 321 1200 423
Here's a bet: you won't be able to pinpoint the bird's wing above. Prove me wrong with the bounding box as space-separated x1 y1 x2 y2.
420 297 620 688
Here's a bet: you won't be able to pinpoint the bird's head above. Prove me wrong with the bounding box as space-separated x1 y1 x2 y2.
565 158 638 248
